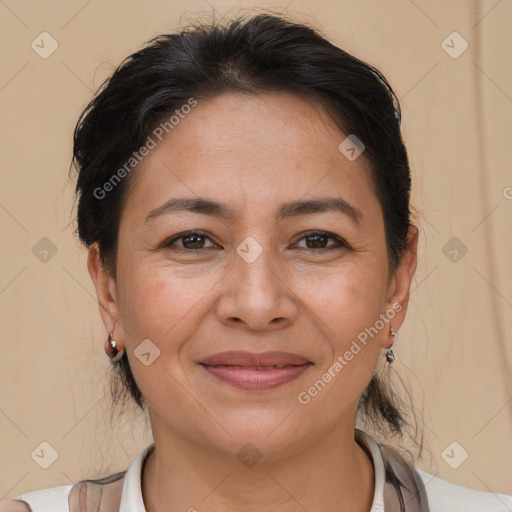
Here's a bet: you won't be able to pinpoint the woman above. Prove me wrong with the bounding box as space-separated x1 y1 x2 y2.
2 12 511 512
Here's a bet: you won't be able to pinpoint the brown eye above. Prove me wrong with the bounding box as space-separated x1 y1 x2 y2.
163 231 217 251
180 234 207 249
295 231 349 251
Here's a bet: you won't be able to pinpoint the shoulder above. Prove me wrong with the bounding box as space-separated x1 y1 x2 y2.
0 445 152 512
416 468 512 511
0 484 73 512
0 469 127 512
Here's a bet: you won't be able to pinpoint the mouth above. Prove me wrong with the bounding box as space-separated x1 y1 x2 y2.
199 351 313 390
200 350 311 367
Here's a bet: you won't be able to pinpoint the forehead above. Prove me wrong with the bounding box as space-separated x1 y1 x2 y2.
123 91 380 225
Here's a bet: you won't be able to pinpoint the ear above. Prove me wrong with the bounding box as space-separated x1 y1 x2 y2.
381 225 419 348
87 242 122 336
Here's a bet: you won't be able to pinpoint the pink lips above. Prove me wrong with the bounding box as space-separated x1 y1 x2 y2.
199 351 313 390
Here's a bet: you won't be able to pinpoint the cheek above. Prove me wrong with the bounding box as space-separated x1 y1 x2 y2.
117 262 223 356
295 273 385 416
294 262 387 398
294 261 387 343
115 267 201 406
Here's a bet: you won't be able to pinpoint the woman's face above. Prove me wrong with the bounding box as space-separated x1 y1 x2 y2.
89 91 417 457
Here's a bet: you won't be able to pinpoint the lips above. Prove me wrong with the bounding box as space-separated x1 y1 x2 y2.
199 351 313 390
200 350 311 367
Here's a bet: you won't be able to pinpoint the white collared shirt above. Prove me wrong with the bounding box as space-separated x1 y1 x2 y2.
3 429 511 511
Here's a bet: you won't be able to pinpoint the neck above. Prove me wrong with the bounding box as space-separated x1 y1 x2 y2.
141 419 375 512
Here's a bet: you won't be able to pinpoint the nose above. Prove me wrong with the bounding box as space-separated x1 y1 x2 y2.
215 241 299 331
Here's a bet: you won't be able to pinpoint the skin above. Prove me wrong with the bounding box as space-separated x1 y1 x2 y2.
88 91 418 512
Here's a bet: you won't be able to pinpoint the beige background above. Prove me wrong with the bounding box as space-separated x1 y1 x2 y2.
1 0 511 501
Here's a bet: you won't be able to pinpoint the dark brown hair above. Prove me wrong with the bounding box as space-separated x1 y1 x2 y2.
71 11 422 456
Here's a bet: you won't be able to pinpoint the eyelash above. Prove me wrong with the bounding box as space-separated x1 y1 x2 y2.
161 230 350 253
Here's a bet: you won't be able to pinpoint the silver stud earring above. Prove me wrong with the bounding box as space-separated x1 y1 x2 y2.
105 331 124 363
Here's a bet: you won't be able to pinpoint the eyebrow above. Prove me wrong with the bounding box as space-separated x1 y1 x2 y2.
144 196 364 224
